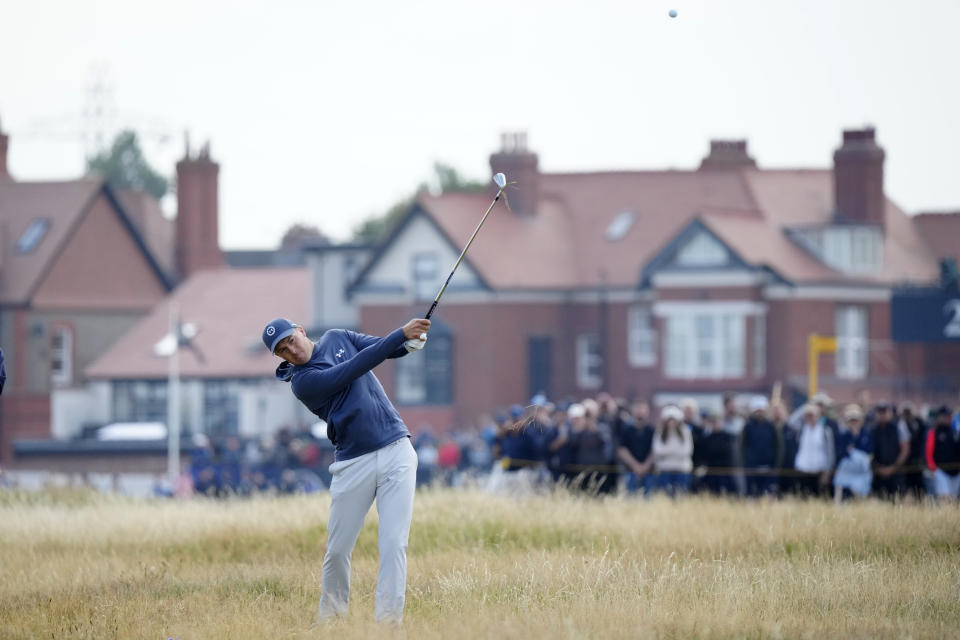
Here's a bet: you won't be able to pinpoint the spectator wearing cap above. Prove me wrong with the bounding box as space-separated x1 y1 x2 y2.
616 400 655 495
570 398 616 494
925 406 960 499
793 403 835 497
870 401 910 499
645 405 694 497
811 392 840 433
897 401 928 499
546 403 584 486
738 396 783 498
695 407 737 496
832 405 874 500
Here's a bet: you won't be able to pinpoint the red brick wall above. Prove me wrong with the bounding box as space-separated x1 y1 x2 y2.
0 394 51 462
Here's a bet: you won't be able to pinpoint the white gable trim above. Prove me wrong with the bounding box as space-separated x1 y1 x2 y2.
354 213 483 302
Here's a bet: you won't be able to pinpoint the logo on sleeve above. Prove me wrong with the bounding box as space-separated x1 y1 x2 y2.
335 348 345 359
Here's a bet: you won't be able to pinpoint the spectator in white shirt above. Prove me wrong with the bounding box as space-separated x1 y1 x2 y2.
794 403 835 497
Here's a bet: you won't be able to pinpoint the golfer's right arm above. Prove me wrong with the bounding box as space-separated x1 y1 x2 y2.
293 329 407 404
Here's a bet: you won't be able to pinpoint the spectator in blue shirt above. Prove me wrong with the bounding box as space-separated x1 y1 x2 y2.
833 404 874 500
739 396 783 498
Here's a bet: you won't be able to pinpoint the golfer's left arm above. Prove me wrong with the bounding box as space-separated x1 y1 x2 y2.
345 318 430 358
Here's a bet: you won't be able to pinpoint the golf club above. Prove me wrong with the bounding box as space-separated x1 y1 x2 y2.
422 172 512 327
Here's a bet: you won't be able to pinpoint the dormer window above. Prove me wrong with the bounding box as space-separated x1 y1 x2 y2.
792 225 882 273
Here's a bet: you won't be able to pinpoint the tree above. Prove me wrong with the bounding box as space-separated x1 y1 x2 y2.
280 223 330 250
351 162 482 242
86 130 169 200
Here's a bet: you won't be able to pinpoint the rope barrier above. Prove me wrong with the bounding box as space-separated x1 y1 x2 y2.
498 457 960 476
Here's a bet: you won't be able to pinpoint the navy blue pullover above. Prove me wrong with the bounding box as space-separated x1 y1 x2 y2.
275 328 411 461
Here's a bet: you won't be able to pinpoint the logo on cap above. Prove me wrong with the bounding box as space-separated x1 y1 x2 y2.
266 326 276 336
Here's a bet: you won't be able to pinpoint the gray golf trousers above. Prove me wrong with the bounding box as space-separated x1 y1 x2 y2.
317 436 418 623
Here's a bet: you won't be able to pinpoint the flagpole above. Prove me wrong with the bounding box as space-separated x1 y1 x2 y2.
167 303 181 484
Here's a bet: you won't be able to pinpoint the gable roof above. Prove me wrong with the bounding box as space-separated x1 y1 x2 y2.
0 178 172 304
348 200 492 296
85 267 309 379
640 217 770 285
372 166 943 291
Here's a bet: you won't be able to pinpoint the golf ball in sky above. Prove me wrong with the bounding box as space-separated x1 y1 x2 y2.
669 9 677 18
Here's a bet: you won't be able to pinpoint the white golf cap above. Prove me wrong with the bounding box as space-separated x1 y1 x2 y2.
567 403 586 419
749 395 769 412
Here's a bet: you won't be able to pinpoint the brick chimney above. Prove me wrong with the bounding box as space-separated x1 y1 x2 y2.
833 127 885 229
489 132 538 215
175 140 223 279
0 116 10 181
699 139 756 170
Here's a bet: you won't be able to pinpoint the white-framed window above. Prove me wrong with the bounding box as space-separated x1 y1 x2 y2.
627 305 656 367
796 226 882 274
675 232 728 267
576 333 603 389
412 253 438 301
50 326 73 386
396 351 426 404
836 305 868 379
752 315 766 377
396 334 453 405
664 312 745 379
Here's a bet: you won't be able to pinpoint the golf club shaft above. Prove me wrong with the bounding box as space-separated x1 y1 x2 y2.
424 186 505 320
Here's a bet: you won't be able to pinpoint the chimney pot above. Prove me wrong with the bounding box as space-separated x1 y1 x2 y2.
699 139 756 170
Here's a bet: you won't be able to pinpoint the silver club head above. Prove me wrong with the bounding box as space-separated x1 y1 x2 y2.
493 172 507 189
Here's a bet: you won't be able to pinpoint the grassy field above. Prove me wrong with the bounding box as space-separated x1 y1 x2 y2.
1 488 959 639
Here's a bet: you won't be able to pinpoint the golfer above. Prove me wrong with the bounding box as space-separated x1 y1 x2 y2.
263 316 430 624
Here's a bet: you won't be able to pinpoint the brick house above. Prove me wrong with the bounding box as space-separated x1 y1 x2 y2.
0 121 176 461
0 119 252 462
349 129 960 432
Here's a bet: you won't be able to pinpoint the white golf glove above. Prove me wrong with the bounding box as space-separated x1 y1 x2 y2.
404 333 428 353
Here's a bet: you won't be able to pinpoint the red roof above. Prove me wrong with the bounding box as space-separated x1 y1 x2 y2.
415 167 941 289
0 179 102 304
85 267 309 379
914 212 960 266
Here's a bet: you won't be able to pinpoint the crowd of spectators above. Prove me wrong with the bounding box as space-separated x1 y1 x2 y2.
179 391 960 502
429 391 960 502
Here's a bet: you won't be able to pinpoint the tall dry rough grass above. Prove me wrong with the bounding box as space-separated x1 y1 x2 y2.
1 488 959 639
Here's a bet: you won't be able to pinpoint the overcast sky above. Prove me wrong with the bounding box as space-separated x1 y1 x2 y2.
1 0 958 248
